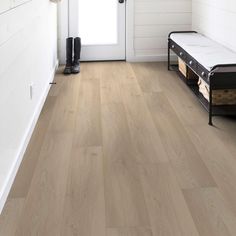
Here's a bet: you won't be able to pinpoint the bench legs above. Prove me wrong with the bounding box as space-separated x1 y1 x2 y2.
209 113 213 126
208 85 213 126
168 41 171 71
168 42 178 71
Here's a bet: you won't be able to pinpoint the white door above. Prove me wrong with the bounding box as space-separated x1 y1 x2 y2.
69 0 126 61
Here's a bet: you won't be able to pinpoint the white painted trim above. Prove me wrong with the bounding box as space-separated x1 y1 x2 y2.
0 60 59 214
128 54 177 62
58 1 68 64
126 0 135 61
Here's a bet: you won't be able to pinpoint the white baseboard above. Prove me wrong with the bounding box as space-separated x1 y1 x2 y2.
0 60 59 214
59 51 176 64
127 54 177 62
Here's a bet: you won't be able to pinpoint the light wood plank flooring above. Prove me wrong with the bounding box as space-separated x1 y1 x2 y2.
1 62 236 236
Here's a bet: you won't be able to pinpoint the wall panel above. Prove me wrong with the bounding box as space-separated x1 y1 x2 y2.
192 0 236 52
133 0 192 61
0 0 58 213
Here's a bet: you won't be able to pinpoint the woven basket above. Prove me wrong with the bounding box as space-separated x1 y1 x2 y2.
178 58 187 77
178 58 198 80
198 78 236 105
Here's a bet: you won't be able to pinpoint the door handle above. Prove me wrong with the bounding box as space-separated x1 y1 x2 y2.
119 0 125 3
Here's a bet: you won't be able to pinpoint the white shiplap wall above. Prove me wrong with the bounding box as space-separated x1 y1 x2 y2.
0 0 58 213
192 0 236 52
133 0 192 61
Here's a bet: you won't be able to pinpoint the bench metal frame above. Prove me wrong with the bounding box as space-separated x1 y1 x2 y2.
168 31 236 125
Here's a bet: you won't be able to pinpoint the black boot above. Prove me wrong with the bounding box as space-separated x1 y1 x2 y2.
72 37 81 74
64 37 73 75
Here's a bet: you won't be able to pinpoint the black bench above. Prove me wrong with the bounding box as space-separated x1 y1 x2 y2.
168 31 236 125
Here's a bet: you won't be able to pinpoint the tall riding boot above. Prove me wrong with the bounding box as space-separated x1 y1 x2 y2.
72 37 81 74
63 37 73 75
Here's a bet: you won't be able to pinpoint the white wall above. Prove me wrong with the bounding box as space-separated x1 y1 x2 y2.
0 0 58 213
192 0 236 52
131 0 192 61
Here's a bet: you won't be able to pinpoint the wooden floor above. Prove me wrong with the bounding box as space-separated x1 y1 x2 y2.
1 62 236 236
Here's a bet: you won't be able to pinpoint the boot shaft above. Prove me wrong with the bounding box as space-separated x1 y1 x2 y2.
66 37 73 65
74 37 81 61
64 37 73 75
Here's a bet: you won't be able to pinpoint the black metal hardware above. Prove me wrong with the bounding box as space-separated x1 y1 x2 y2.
168 31 197 38
118 0 125 3
208 77 213 126
50 82 57 85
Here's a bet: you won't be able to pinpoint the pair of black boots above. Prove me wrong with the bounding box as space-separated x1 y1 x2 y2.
64 37 81 75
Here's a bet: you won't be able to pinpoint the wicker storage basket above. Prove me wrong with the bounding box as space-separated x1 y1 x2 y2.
198 77 236 105
178 58 198 80
178 58 187 76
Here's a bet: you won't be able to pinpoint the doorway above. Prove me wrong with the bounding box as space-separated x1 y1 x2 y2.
68 0 126 61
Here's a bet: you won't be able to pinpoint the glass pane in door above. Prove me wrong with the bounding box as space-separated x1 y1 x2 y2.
78 0 118 45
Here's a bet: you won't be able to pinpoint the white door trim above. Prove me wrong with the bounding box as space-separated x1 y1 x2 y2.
125 0 135 61
57 0 134 64
58 1 68 64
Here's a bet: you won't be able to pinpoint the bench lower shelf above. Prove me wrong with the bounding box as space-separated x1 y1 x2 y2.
170 64 236 117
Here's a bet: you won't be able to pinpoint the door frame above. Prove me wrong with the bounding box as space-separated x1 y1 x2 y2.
58 0 134 64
